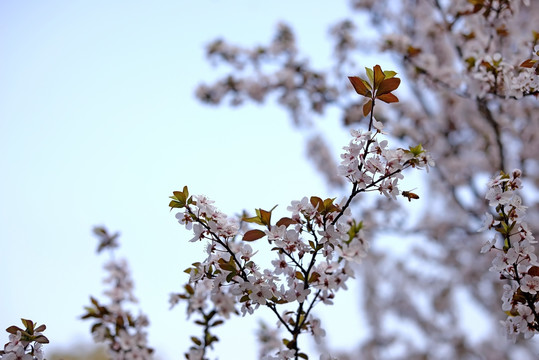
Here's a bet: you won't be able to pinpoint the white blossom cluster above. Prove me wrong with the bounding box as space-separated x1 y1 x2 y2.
0 332 43 360
173 192 366 309
83 228 154 360
480 169 538 341
171 122 433 358
338 128 434 198
88 259 153 360
379 1 539 100
172 191 365 359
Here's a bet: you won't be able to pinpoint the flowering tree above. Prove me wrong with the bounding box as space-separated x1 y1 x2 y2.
193 0 539 358
1 1 537 359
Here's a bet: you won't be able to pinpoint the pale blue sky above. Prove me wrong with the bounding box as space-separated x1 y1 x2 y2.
0 1 374 358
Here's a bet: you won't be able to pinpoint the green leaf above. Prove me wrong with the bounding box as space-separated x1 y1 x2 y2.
282 338 289 346
243 215 264 225
21 318 34 332
207 335 219 345
285 339 297 349
218 259 237 272
244 206 277 227
169 200 184 209
182 185 189 199
323 197 338 213
191 336 202 346
409 144 424 156
365 66 374 85
226 269 237 282
173 191 186 203
383 70 397 79
169 186 191 209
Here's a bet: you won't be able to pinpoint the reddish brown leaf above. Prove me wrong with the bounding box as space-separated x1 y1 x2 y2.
309 272 321 283
259 207 274 226
377 93 399 103
373 65 385 90
34 335 49 344
407 46 422 57
276 217 298 227
310 196 324 211
520 59 537 68
363 100 372 116
377 78 401 96
6 326 23 335
243 229 266 241
348 76 369 97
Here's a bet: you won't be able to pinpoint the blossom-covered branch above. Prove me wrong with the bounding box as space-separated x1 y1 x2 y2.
480 169 538 340
0 319 48 360
81 227 154 360
170 67 433 359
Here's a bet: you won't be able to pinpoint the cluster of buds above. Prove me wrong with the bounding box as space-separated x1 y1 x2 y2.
480 169 538 340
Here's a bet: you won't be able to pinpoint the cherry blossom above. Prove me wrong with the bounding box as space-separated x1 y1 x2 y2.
480 170 539 340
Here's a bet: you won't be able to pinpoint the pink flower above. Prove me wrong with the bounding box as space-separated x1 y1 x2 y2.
520 274 539 294
485 187 513 207
249 284 273 305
